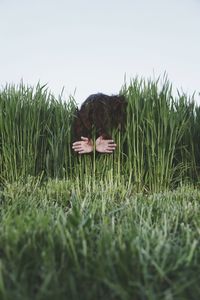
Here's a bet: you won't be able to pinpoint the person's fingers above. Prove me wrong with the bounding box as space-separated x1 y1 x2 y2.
74 148 83 152
72 142 82 146
72 146 83 150
72 145 80 149
106 147 116 150
73 140 90 146
104 150 113 153
72 142 84 147
73 145 83 149
107 140 115 144
78 150 86 154
81 136 88 141
103 141 116 146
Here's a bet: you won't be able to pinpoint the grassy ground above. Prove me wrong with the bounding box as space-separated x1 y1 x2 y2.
0 177 200 300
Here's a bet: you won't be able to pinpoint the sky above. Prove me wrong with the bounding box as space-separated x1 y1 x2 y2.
0 0 200 105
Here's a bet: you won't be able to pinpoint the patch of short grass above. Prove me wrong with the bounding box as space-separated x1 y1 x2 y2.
0 178 199 300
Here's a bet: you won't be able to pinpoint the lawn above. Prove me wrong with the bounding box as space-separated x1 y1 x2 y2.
0 178 200 300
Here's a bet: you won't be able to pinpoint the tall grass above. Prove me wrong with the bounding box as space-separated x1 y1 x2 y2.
0 77 199 191
1 77 200 299
0 83 76 182
122 77 198 191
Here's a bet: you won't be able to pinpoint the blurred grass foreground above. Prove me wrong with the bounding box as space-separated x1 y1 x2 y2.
0 77 200 300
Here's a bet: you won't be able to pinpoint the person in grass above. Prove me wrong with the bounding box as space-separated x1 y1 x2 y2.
72 93 127 154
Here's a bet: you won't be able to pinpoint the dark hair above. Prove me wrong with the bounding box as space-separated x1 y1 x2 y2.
72 93 127 141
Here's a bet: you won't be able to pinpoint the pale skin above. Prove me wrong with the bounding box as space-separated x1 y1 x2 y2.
72 136 117 154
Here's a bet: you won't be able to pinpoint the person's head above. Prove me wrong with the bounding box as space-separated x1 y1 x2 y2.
78 93 127 137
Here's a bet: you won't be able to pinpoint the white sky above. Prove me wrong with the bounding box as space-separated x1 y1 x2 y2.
0 0 200 105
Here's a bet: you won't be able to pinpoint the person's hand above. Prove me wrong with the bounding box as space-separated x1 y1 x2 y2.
95 136 117 153
72 137 93 154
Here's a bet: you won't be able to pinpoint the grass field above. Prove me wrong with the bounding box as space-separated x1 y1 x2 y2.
0 178 200 300
0 77 200 299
